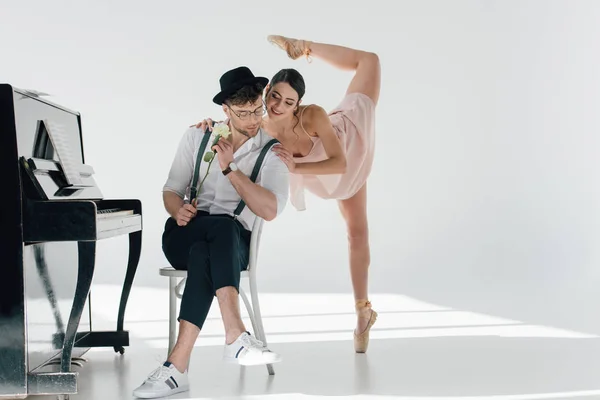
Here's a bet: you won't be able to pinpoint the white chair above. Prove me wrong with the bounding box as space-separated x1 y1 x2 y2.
158 217 274 375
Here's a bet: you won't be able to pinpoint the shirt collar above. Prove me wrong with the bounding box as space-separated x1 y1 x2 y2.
249 128 267 150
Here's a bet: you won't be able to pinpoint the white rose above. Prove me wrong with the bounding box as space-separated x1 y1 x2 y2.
213 123 231 139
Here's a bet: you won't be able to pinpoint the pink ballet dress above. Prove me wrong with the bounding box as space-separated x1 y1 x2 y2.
290 92 377 211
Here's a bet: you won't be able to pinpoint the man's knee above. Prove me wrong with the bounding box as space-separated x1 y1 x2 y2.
163 239 188 270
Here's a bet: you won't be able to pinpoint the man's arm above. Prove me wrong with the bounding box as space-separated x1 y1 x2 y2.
227 151 289 221
163 191 197 226
226 173 276 221
162 128 199 226
163 191 184 219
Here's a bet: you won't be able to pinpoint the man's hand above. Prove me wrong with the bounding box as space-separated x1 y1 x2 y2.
176 200 198 226
272 144 296 173
212 138 234 171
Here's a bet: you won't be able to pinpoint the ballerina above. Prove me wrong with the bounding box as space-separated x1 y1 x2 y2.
195 35 381 353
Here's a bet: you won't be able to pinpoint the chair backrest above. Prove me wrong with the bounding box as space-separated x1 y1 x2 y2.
248 217 265 272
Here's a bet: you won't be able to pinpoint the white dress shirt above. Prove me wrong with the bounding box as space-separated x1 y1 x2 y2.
163 125 289 231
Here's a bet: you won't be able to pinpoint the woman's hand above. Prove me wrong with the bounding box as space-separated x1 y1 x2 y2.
190 118 221 132
273 144 296 173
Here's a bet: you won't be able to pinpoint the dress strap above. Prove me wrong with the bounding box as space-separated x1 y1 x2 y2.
298 105 313 138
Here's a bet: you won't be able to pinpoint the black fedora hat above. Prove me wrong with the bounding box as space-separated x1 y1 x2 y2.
212 66 269 105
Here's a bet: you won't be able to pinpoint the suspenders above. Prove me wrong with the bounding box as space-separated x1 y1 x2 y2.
189 124 280 217
189 124 215 201
232 138 279 216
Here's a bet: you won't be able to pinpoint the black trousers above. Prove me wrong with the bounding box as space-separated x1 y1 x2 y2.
162 211 251 329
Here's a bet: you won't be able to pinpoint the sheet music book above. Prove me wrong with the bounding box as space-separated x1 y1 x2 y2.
43 119 83 186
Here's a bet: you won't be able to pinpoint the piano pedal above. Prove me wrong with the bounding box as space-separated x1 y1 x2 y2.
45 356 88 368
70 356 88 366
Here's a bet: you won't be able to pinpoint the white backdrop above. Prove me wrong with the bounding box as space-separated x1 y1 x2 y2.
3 0 600 339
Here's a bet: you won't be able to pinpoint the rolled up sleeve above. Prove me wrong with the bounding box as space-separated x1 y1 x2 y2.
163 128 196 198
257 151 290 217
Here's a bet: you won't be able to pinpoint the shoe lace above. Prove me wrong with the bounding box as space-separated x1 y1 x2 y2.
240 333 264 349
147 365 171 382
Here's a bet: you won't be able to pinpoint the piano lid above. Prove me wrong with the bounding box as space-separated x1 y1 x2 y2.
5 85 104 201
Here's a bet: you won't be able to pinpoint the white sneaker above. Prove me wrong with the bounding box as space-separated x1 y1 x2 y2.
132 361 189 399
223 331 282 366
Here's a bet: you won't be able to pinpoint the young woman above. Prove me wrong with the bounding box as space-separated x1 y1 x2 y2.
195 35 381 353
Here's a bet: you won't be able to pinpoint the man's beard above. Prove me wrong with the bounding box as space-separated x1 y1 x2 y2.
229 120 250 138
230 120 255 138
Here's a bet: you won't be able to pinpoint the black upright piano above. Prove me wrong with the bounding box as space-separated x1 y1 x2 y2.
0 84 142 398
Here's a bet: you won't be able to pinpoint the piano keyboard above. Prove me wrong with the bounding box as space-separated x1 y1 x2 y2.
97 208 135 219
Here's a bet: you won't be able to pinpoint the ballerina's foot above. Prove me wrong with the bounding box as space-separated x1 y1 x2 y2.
267 34 313 62
354 299 378 353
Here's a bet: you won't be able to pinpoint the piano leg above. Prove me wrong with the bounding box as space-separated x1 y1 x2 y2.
114 230 142 354
33 244 66 336
61 241 96 373
66 229 140 353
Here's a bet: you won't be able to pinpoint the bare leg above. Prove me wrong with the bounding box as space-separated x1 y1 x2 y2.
337 183 377 352
216 286 246 344
167 286 247 372
338 184 370 303
167 320 199 373
267 35 381 105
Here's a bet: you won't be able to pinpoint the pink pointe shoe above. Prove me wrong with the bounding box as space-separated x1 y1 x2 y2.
267 34 313 62
354 299 378 353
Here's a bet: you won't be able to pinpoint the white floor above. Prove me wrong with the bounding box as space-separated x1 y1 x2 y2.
31 285 600 400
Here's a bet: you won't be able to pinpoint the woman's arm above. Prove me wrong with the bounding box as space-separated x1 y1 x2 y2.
274 105 347 175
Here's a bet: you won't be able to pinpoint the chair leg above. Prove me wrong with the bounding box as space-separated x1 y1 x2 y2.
239 284 259 340
168 276 177 356
249 274 274 376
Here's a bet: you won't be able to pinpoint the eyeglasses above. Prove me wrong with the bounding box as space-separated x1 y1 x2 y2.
227 103 266 120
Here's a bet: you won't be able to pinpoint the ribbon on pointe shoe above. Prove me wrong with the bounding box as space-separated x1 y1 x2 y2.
268 35 313 63
355 299 372 311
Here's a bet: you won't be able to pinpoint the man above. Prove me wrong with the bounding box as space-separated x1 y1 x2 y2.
133 66 289 399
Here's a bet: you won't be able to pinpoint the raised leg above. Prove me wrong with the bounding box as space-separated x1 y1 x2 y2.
267 35 381 105
115 230 142 354
61 241 96 372
337 183 377 353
